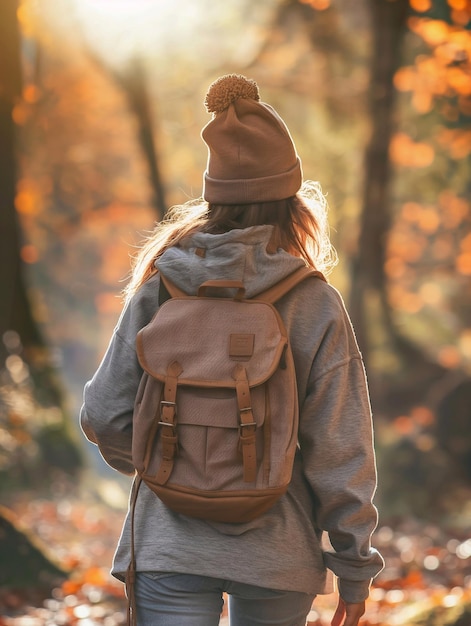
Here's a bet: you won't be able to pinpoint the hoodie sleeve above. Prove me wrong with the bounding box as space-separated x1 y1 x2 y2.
80 275 161 475
297 289 384 603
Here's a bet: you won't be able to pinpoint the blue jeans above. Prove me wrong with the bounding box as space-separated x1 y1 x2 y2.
135 573 316 626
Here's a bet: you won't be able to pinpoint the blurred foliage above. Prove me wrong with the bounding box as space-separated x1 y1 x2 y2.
0 332 82 496
385 0 471 375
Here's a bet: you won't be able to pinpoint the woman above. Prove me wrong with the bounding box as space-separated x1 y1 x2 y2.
81 74 384 626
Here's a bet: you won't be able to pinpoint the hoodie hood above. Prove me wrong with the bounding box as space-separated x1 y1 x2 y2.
155 225 306 299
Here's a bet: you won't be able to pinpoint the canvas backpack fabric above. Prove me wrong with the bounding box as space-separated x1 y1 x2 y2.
131 266 324 524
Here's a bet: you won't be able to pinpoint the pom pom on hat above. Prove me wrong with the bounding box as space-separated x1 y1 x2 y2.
201 74 303 204
205 74 260 114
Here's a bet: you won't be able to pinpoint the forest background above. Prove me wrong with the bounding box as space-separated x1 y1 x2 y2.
0 0 470 624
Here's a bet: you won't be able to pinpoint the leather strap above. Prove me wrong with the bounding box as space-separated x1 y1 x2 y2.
233 365 257 483
197 280 245 300
161 267 324 304
125 475 142 626
256 266 326 304
160 273 187 298
155 361 182 485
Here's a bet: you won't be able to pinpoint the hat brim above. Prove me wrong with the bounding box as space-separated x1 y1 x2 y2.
203 158 303 204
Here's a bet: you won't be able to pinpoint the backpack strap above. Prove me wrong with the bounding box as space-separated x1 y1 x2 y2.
155 360 183 485
160 267 325 305
256 266 326 304
159 273 187 299
125 475 142 626
233 364 257 483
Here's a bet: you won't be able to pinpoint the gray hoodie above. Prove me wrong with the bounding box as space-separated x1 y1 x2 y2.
80 225 384 604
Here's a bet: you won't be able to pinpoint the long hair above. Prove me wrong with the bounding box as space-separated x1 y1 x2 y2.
123 180 337 301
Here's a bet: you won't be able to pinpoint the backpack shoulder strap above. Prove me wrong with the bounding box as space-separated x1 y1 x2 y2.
159 266 326 305
256 266 326 304
159 273 187 301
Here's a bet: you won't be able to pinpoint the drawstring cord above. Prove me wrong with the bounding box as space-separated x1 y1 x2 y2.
126 475 142 626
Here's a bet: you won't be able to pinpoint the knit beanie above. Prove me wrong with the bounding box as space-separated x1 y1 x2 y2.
201 74 303 204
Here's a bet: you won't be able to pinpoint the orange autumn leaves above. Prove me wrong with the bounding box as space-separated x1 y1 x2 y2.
402 3 470 107
389 133 436 167
299 1 470 166
392 3 470 169
386 190 471 367
411 0 471 25
387 193 470 286
299 0 331 10
394 16 471 117
387 193 470 282
387 2 470 351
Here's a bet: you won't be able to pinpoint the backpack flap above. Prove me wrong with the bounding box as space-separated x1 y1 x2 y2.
136 296 288 389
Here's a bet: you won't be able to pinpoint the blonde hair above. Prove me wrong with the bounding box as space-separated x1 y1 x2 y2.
124 180 337 301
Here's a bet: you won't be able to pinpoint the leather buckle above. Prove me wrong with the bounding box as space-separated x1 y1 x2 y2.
239 421 257 435
158 421 176 430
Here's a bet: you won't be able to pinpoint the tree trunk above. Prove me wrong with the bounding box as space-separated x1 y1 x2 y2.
348 0 450 410
0 0 83 488
115 60 167 220
349 0 409 364
0 0 45 360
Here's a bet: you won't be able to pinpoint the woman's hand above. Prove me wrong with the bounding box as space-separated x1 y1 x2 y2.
331 597 365 626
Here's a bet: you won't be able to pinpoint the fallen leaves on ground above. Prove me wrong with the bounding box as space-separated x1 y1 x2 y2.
1 493 470 625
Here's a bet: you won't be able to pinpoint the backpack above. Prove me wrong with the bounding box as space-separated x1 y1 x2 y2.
131 266 325 524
